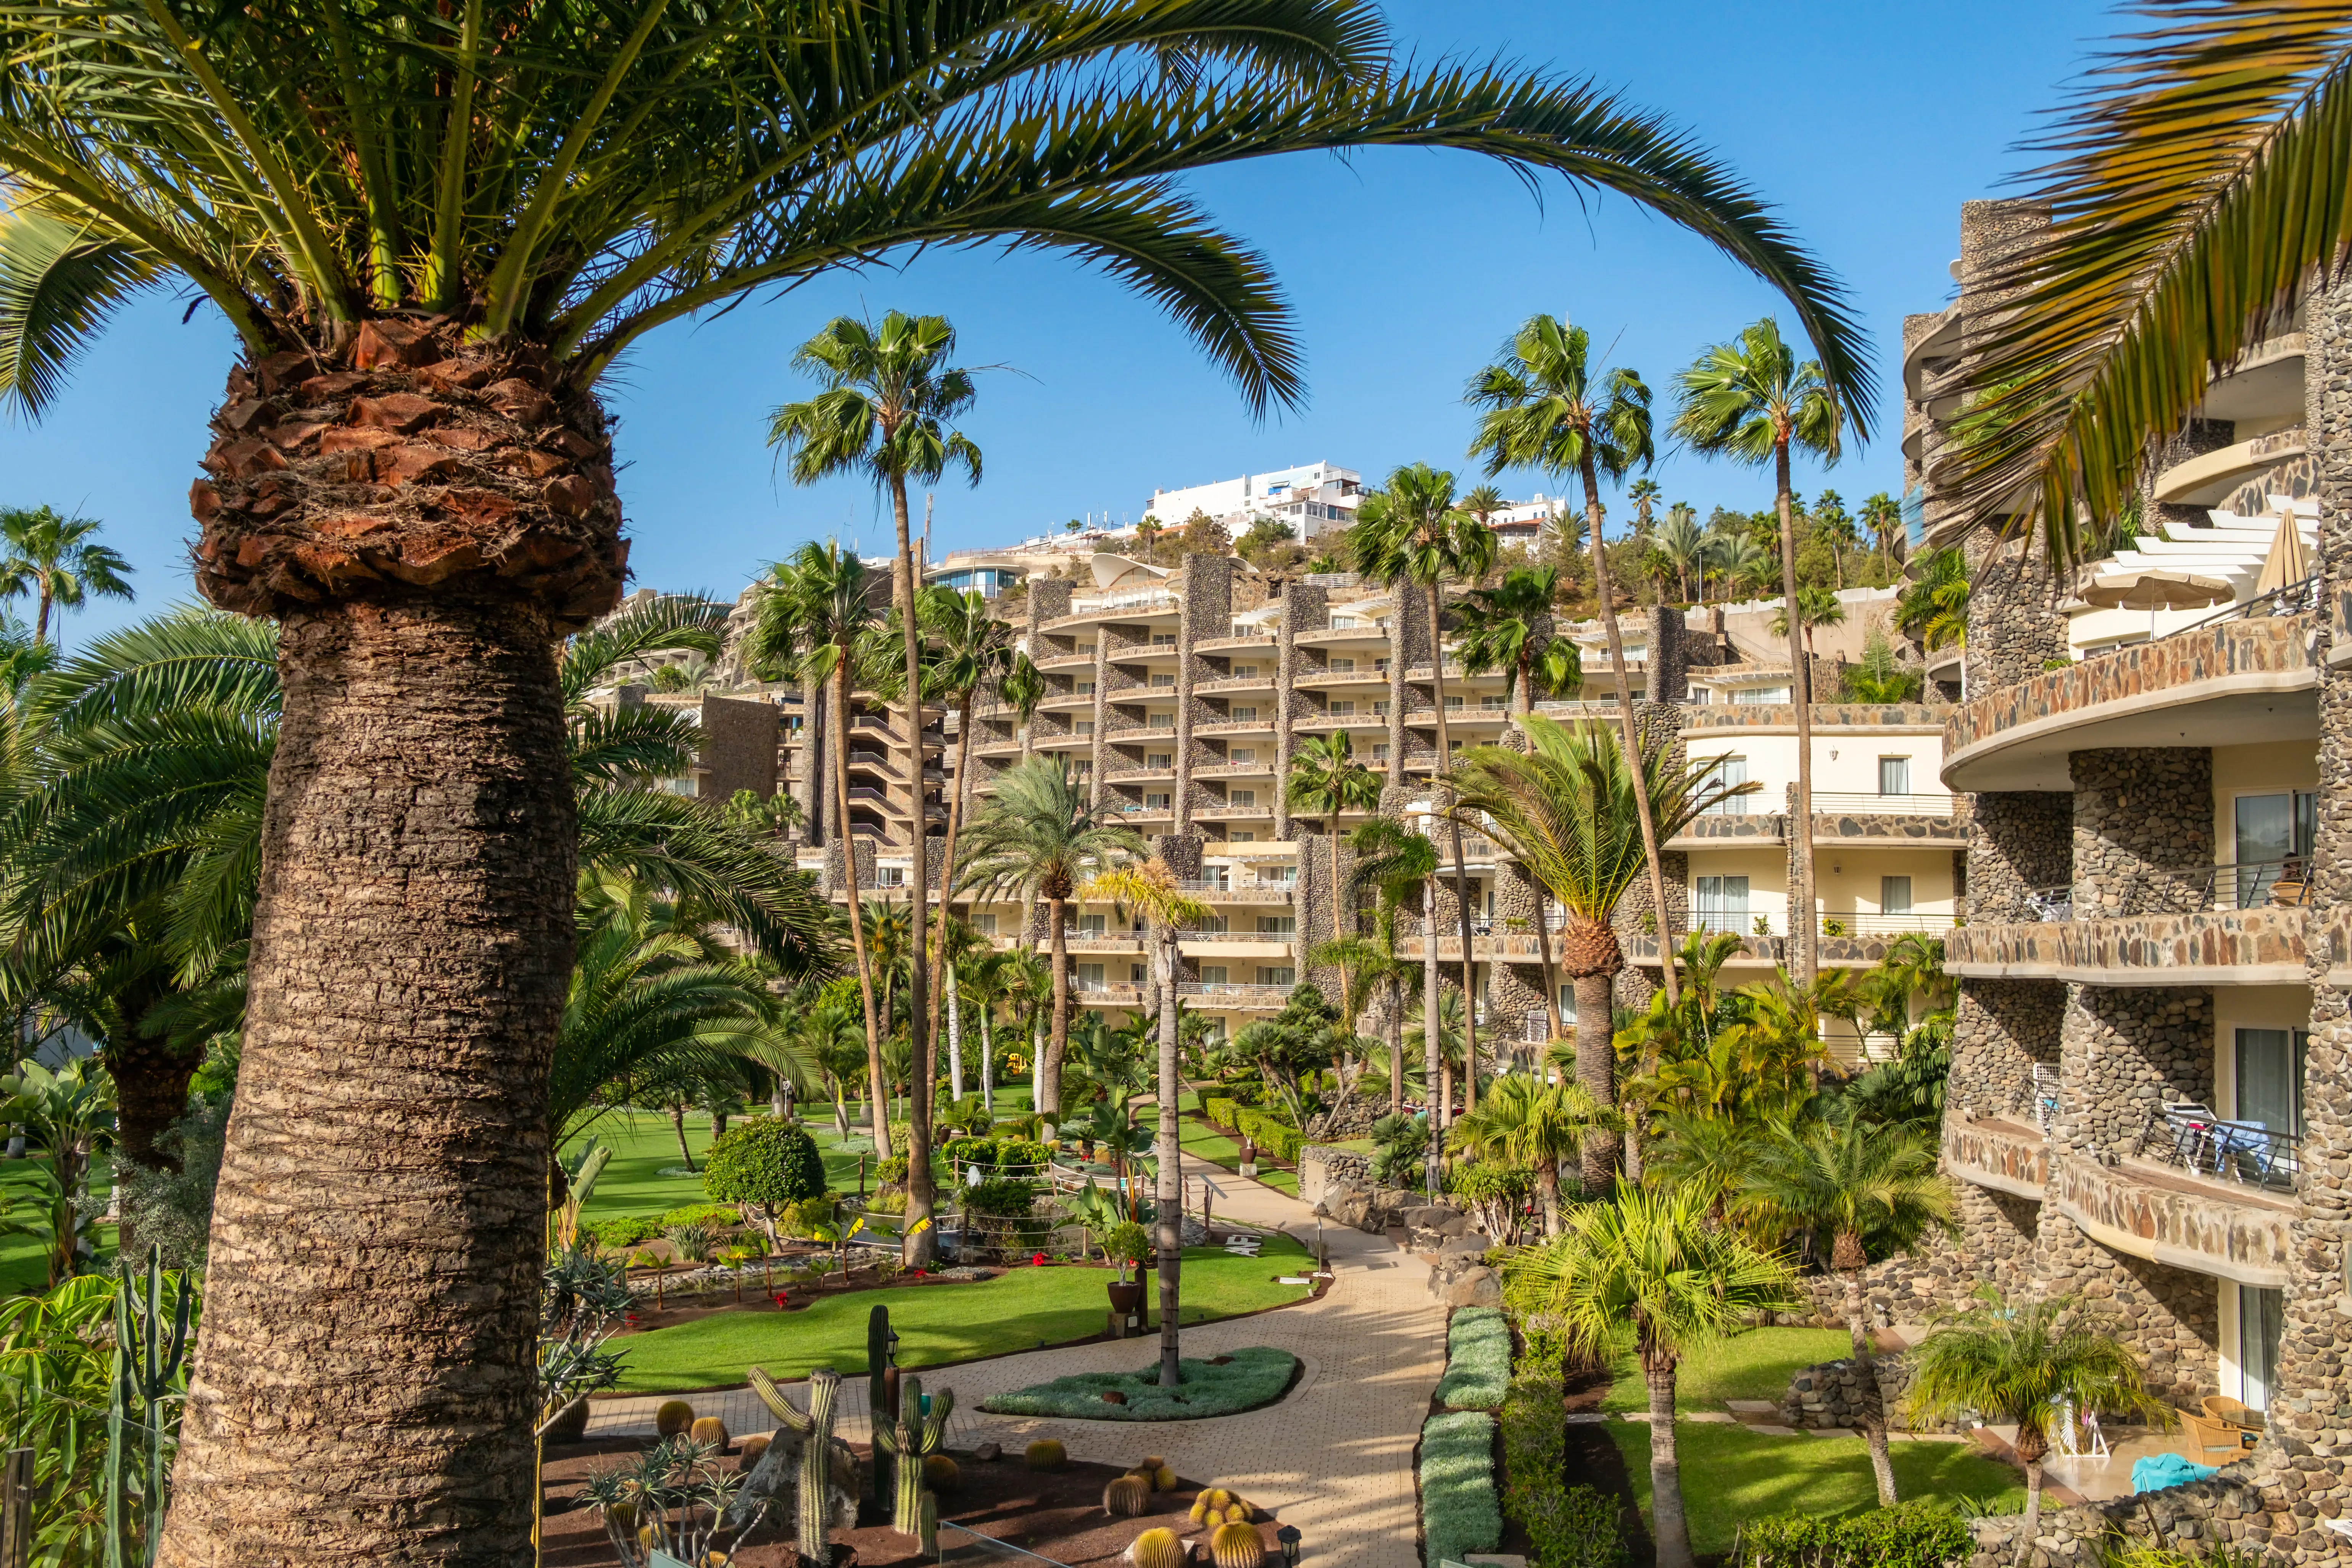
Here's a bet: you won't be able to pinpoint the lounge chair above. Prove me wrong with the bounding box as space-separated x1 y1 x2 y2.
2181 1411 2255 1464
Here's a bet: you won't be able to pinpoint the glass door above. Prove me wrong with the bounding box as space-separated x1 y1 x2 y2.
2234 1027 2308 1135
1702 755 1749 814
2234 792 2318 906
2241 1284 2284 1411
1694 875 1750 935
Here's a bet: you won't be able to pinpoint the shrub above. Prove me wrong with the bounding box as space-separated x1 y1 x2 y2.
1435 1308 1511 1410
656 1203 742 1230
864 1190 908 1215
1735 1503 1970 1568
584 1213 664 1250
979 1347 1300 1421
875 1155 912 1186
1420 1411 1501 1567
1104 1221 1151 1268
962 1176 1041 1218
1502 1370 1620 1568
993 1137 1054 1171
779 1196 839 1237
702 1117 825 1228
1234 1107 1302 1164
1204 1096 1242 1131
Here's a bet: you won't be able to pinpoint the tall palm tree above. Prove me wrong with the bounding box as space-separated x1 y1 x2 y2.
1082 858 1211 1387
1503 1182 1796 1568
1655 504 1706 604
1447 1070 1619 1233
1739 1120 1955 1507
1283 730 1383 954
1625 477 1663 534
1349 818 1439 1122
957 756 1142 1124
1345 463 1496 1117
771 311 985 1264
958 948 1021 1115
1460 482 1508 530
1858 491 1905 578
1672 319 1848 985
1446 717 1754 1185
1466 313 1684 1008
1710 533 1776 604
1770 585 1846 657
0 1 1871 1542
1454 565 1561 726
751 540 895 1158
1907 1291 2171 1563
0 508 132 645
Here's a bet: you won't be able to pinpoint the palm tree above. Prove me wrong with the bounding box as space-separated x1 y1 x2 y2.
1345 463 1496 1117
1445 717 1754 1186
1739 1120 1955 1507
1465 313 1684 1009
1710 533 1776 604
0 508 132 645
751 540 895 1157
1349 817 1440 1123
1655 505 1706 604
1504 1182 1796 1568
1859 491 1905 578
1461 482 1508 529
1082 858 1211 1387
1770 584 1847 657
1404 987 1469 1125
1907 1291 2171 1563
1135 516 1165 565
957 756 1143 1125
0 1 1872 1539
1672 320 1848 985
1454 566 1562 726
1895 548 1970 654
1283 730 1383 954
1625 477 1663 534
1448 1070 1619 1234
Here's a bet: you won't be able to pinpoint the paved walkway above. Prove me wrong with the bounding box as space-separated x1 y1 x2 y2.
592 1154 1449 1568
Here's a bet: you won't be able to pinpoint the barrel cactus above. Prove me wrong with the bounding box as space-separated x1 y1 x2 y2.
1026 1439 1067 1471
1103 1474 1151 1517
654 1400 695 1437
1128 1526 1186 1568
736 1434 771 1469
925 1454 962 1494
1210 1520 1267 1568
688 1416 730 1451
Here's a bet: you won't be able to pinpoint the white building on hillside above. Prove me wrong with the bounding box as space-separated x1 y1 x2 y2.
1143 462 1363 541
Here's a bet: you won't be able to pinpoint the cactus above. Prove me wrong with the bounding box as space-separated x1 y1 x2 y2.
654 1399 696 1437
867 1305 893 1520
1152 1465 1177 1493
1137 1454 1166 1472
104 1247 193 1568
1128 1527 1186 1568
750 1364 843 1568
1225 1502 1251 1524
1210 1520 1267 1568
1025 1438 1067 1471
737 1434 771 1469
924 1454 962 1494
1189 1500 1212 1526
1103 1475 1151 1517
873 1373 955 1554
1199 1489 1232 1510
689 1416 730 1452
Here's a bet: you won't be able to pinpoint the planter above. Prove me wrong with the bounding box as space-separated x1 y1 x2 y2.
1106 1279 1144 1314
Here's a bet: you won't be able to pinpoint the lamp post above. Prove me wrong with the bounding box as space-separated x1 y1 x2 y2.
1276 1524 1303 1566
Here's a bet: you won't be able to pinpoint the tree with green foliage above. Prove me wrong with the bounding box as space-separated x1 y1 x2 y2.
1895 547 1970 654
1348 817 1439 1120
1446 1070 1619 1234
1503 1183 1795 1568
1859 491 1906 577
1841 625 1922 704
1455 565 1563 725
1769 583 1846 654
1653 503 1706 604
703 1116 827 1245
1284 729 1383 950
1233 985 1342 1130
0 507 132 646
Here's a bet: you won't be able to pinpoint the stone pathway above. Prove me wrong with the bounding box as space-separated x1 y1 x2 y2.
593 1154 1450 1568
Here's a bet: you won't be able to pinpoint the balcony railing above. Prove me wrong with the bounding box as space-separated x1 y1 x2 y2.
2134 1102 2299 1194
1811 791 1959 817
1817 911 1951 938
2021 859 2313 922
1177 929 1296 943
2149 575 2320 646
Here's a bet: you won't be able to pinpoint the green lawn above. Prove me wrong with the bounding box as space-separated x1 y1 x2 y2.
1 1155 115 1294
1173 1113 1368 1201
1601 1326 1854 1414
1606 1421 2024 1557
609 1235 1315 1391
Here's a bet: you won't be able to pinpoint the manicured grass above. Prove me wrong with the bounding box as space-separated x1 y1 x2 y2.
1600 1326 1854 1414
609 1234 1315 1391
1604 1421 2025 1558
1435 1307 1511 1411
0 1156 115 1294
978 1345 1299 1420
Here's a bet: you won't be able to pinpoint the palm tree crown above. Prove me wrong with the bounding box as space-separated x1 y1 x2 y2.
1453 566 1560 717
769 313 984 493
0 508 134 645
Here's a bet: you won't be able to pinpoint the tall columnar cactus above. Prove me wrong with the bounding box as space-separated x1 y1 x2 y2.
751 1365 843 1568
867 1304 893 1520
105 1246 193 1568
873 1373 955 1555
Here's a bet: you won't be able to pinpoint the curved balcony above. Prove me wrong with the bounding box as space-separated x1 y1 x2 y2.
1902 304 1962 398
1070 983 1146 1009
2052 1153 2293 1288
1184 881 1295 905
1943 1117 2049 1201
1198 675 1275 696
1944 906 2306 986
1195 718 1274 738
1032 649 1095 672
1196 632 1278 654
1942 614 2317 792
2152 425 2307 507
1173 983 1293 1011
1175 933 1295 960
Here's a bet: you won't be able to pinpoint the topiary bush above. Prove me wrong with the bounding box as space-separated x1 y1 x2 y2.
1419 1411 1501 1568
702 1116 825 1233
1735 1502 1969 1568
1435 1307 1512 1410
992 1137 1054 1170
980 1348 1300 1422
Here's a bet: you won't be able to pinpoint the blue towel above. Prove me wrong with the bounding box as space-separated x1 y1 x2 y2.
2132 1453 2221 1494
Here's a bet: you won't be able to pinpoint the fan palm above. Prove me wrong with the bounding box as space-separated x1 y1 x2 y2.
1769 584 1846 655
1283 729 1382 950
1503 1181 1796 1568
1349 816 1438 1125
1465 314 1684 1009
1654 504 1706 604
1738 1119 1955 1506
1907 1290 2171 1562
1454 565 1562 724
1709 533 1776 603
1346 461 1495 1115
1083 857 1211 1386
0 507 133 645
1625 477 1663 533
1859 491 1905 577
957 756 1143 1122
1447 1070 1619 1234
1445 716 1754 1186
1895 546 1970 653
1672 319 1849 985
0 0 1873 1538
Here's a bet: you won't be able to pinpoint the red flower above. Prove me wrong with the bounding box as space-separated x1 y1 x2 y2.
1031 1252 1048 1266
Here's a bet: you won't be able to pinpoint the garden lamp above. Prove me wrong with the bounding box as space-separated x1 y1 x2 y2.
1276 1524 1302 1566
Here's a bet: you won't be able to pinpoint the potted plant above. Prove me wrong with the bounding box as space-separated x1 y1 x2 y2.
1103 1220 1151 1314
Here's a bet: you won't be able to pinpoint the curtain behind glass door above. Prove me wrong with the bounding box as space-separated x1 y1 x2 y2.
2235 1027 2307 1135
2241 1283 2284 1410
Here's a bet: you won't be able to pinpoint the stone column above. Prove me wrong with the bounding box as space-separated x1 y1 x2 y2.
1090 626 1111 809
1646 603 1688 703
1274 582 1330 840
2070 747 2213 917
1175 554 1234 836
1024 577 1075 769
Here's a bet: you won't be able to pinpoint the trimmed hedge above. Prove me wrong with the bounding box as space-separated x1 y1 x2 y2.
1503 1369 1620 1568
977 1346 1299 1421
704 1118 826 1218
1204 1097 1243 1131
1420 1411 1501 1567
582 1204 744 1251
1735 1503 1970 1568
1435 1307 1511 1410
1234 1107 1303 1164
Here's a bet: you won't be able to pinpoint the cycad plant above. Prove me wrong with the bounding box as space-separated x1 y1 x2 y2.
1446 717 1753 1186
1672 319 1849 984
1738 1118 1955 1507
1503 1182 1795 1568
1907 1290 2171 1563
0 0 1873 1537
1446 1069 1619 1234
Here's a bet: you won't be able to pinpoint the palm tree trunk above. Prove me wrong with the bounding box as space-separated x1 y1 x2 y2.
1535 1159 1560 1237
837 666 893 1160
158 598 575 1565
1647 1354 1693 1568
888 475 936 1267
1155 931 1184 1387
1043 895 1072 1126
35 584 49 645
1776 442 1818 987
1386 600 1409 793
1573 967 1618 1192
980 1004 995 1115
946 967 964 1102
833 1079 850 1138
1533 891 1562 1045
1845 1267 1899 1507
671 1103 696 1170
2016 1463 2044 1568
927 691 977 1070
1422 878 1442 1197
1385 970 1405 1118
1427 582 1478 1117
1577 466 1681 1009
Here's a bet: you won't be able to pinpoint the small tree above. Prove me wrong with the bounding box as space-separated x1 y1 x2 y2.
703 1117 828 1247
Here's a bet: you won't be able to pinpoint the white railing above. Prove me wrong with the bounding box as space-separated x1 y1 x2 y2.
1812 792 1960 817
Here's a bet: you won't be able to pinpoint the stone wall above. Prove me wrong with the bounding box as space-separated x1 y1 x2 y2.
1962 531 2070 696
2032 1207 2221 1405
1297 1145 1369 1207
1779 1354 1959 1434
2055 985 2213 1160
2071 747 2213 917
1945 908 2309 983
1949 977 2062 1123
2051 1155 2294 1289
1968 791 2072 922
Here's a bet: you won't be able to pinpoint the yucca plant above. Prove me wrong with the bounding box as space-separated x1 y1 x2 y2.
0 0 1870 1551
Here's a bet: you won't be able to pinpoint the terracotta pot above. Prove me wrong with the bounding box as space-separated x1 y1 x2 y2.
1106 1279 1144 1314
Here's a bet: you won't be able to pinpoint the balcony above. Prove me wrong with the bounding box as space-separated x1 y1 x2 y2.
1032 649 1095 672
1948 861 2310 984
1943 1117 2050 1201
1176 931 1295 959
1061 933 1145 954
2151 425 2306 507
1173 983 1293 1010
1178 880 1294 904
1943 612 2317 792
1196 631 1277 653
1810 792 1970 847
2052 1147 2294 1289
1198 676 1275 695
1071 983 1146 1008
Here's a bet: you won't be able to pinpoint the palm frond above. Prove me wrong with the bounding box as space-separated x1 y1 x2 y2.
0 205 159 417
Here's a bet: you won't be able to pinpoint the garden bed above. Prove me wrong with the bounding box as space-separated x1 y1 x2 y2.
977 1346 1302 1421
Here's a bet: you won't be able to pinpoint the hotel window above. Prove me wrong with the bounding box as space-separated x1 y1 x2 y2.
972 913 998 935
876 866 907 888
1076 679 1095 695
2234 791 2319 905
1235 664 1258 677
1372 744 1389 762
1144 792 1171 809
1151 633 1177 646
1328 700 1355 716
1372 700 1390 716
1260 967 1296 986
1231 789 1256 807
1555 986 1578 1024
1881 876 1913 917
1259 915 1296 935
1878 756 1911 796
1733 686 1789 704
1148 713 1175 730
1694 875 1750 935
1077 963 1106 991
1701 754 1750 814
1078 913 1107 935
2236 1027 2308 1137
1264 864 1298 884
1131 964 1148 983
1444 695 1464 710
1147 752 1173 768
1231 706 1258 721
1076 720 1095 735
1331 657 1356 672
1230 832 1254 843
1197 915 1229 933
1201 965 1229 985
1150 674 1175 688
2241 1284 2285 1411
1231 748 1255 764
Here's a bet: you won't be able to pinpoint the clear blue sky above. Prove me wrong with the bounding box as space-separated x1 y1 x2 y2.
0 0 2115 648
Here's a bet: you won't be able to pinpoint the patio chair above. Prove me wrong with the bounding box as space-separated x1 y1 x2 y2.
2203 1395 2263 1433
2182 1411 2257 1465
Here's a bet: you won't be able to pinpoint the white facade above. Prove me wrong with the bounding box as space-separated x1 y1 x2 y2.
1489 494 1569 539
1143 462 1363 541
